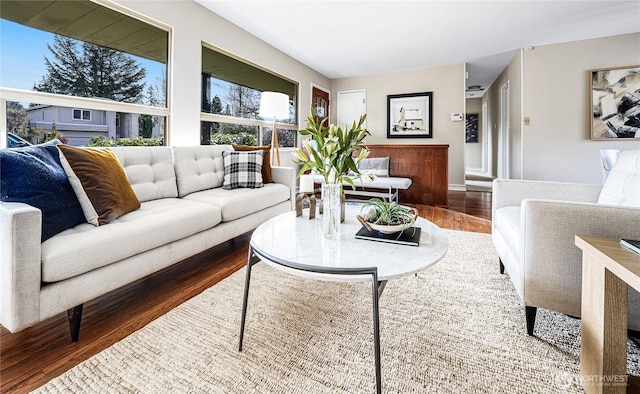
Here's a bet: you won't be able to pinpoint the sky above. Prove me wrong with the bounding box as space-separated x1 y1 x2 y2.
0 19 165 99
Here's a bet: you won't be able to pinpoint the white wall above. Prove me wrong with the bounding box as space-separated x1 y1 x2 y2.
465 98 482 172
115 0 330 165
330 64 467 188
522 33 640 184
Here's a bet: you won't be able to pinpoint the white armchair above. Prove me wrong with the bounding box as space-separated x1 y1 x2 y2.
492 149 640 335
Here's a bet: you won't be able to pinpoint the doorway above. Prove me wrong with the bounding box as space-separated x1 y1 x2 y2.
312 86 329 124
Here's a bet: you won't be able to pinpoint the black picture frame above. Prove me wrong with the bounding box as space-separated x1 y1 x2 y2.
466 113 479 143
387 92 433 138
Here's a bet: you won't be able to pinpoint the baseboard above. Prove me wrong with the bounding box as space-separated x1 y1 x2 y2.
448 184 467 191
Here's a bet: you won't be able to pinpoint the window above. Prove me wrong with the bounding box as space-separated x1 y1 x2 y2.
73 109 91 121
1 0 170 147
6 101 165 147
200 45 298 147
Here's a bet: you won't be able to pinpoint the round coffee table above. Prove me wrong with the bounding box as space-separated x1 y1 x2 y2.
239 203 449 394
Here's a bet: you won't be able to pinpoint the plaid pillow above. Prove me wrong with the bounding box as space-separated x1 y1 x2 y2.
222 150 264 190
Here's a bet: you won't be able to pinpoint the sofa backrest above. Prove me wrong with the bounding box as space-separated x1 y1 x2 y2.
110 146 178 202
173 145 234 197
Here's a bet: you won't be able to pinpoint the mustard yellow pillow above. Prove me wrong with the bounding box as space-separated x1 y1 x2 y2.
58 145 140 226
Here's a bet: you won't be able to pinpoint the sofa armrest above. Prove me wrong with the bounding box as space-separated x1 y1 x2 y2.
271 166 296 210
0 202 42 332
520 199 640 314
492 179 602 222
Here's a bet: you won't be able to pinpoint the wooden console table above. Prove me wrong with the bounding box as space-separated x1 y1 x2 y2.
366 144 448 207
575 235 640 394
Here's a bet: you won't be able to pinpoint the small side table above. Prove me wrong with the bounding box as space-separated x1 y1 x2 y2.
575 235 640 394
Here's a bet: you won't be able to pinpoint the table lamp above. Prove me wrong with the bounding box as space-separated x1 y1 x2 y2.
259 92 289 166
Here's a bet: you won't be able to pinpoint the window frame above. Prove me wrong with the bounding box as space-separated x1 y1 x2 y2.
200 43 299 148
0 0 172 148
73 109 91 121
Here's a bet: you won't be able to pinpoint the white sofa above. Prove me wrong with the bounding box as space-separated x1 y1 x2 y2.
492 149 640 335
0 145 295 341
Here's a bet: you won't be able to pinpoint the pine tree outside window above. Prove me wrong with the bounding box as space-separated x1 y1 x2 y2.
0 0 170 147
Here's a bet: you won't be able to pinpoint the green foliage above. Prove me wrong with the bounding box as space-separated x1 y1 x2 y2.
34 35 146 103
44 122 68 144
138 114 153 138
6 102 47 144
293 111 370 187
84 136 164 147
210 132 257 146
6 101 28 134
361 198 416 226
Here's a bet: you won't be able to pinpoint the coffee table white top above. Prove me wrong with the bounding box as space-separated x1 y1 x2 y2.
250 203 449 281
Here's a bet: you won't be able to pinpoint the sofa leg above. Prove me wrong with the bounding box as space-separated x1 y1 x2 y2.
499 259 505 274
67 304 83 343
525 306 537 336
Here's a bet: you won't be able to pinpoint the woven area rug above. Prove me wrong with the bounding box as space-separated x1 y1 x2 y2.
33 230 639 393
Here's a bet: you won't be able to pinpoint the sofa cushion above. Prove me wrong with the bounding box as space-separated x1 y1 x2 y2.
183 183 290 222
173 145 232 197
222 150 264 190
0 139 85 241
597 149 640 207
232 144 273 183
58 145 141 226
493 206 521 257
110 146 178 202
352 176 412 190
41 198 222 282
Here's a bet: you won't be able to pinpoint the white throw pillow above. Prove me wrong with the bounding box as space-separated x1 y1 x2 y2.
597 149 640 207
357 157 390 177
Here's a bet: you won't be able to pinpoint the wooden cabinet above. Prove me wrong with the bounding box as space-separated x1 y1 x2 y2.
366 144 448 207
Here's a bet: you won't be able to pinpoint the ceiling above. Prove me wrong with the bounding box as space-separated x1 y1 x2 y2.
195 0 640 98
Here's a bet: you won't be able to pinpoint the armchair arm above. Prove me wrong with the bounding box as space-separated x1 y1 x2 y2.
520 199 640 315
271 166 296 210
492 179 602 223
0 202 42 332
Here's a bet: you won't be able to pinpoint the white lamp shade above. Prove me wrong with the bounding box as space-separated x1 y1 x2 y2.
259 92 290 120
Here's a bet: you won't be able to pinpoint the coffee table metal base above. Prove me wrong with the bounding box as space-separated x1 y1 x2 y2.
238 246 387 394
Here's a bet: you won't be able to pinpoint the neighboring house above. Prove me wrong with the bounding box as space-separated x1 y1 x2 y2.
27 105 163 146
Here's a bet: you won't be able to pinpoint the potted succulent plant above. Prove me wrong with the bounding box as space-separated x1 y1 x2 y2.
357 198 418 235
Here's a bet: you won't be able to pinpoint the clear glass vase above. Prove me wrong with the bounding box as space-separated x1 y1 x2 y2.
321 183 341 239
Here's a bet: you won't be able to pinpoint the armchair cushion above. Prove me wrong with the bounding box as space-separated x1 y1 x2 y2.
597 149 640 207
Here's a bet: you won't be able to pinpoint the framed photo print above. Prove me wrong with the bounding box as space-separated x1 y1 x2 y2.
387 92 433 138
466 113 479 143
590 65 640 140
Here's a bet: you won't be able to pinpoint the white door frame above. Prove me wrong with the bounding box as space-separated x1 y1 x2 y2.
482 101 491 176
498 81 510 179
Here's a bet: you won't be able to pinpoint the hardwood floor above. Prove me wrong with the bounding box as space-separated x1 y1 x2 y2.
0 191 492 393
